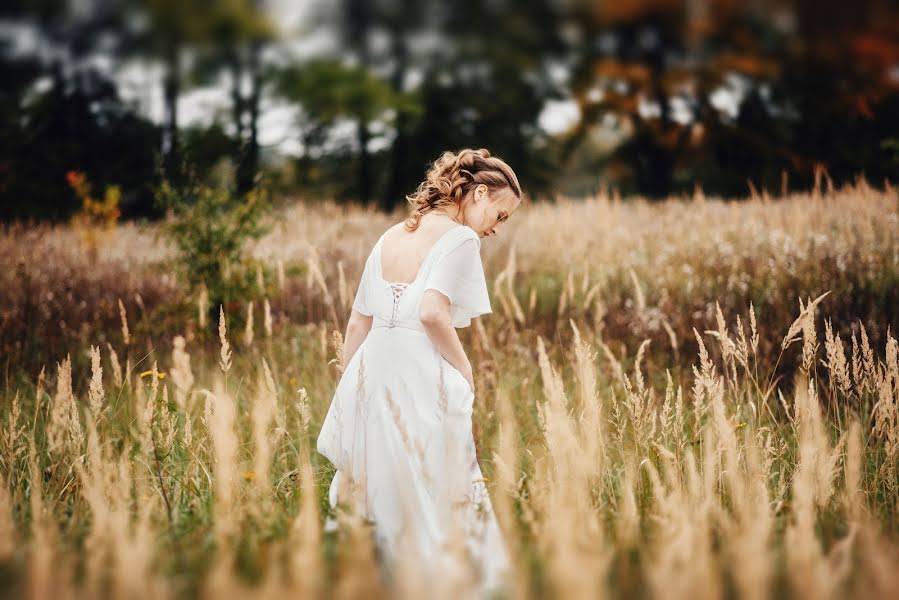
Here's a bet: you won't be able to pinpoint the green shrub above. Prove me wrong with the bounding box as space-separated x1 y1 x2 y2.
154 178 271 330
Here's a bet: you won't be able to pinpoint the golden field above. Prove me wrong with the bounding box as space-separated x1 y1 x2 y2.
0 180 898 599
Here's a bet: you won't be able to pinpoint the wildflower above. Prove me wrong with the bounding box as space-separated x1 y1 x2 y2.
139 370 167 380
735 422 748 430
243 471 256 481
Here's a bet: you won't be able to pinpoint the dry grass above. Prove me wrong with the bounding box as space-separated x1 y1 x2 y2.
0 180 898 598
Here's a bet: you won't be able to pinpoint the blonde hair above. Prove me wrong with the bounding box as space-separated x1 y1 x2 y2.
404 148 522 231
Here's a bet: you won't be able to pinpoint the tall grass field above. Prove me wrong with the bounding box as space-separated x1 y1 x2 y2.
1 180 898 599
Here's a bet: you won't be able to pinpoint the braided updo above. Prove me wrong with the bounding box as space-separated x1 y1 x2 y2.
403 148 522 231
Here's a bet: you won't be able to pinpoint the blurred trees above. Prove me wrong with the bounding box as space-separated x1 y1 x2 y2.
777 0 899 186
126 0 213 185
563 0 899 196
125 0 276 190
0 1 160 221
200 0 276 195
1 0 898 221
273 57 416 205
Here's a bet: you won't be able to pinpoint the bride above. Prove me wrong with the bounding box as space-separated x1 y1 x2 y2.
316 148 522 596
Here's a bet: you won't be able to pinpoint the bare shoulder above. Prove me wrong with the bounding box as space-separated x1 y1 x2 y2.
385 216 462 243
384 221 405 236
378 221 405 245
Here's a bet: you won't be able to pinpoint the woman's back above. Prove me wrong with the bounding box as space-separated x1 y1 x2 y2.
316 148 522 597
378 216 463 285
352 217 492 330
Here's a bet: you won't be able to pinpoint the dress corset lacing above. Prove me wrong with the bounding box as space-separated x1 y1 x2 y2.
370 281 426 333
386 282 410 328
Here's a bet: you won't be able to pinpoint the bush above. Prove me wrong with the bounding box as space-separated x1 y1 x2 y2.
154 177 271 330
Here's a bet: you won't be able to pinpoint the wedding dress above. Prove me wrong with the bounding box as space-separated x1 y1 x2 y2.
316 224 510 595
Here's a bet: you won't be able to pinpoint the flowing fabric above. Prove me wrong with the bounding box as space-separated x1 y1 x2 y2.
316 224 509 595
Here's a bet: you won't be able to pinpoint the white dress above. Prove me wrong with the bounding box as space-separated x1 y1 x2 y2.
316 224 510 595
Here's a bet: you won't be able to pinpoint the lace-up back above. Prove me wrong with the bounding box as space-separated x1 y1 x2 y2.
386 282 411 328
350 224 493 329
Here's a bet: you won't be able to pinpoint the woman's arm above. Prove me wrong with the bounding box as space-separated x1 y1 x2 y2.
419 289 474 392
343 309 373 368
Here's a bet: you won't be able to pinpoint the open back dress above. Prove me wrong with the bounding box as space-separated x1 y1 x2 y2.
316 224 510 594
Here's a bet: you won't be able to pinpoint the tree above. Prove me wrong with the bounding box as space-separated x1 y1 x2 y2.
562 1 783 196
273 58 416 201
127 0 214 184
0 1 161 221
199 0 277 195
561 0 899 197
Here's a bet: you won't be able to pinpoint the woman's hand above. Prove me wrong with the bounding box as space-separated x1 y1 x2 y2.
421 289 476 395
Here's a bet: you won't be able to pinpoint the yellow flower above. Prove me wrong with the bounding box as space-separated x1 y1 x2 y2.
139 370 167 379
243 471 256 481
735 422 748 430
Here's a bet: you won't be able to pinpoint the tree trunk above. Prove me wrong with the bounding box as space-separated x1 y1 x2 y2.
357 120 371 205
382 33 409 213
238 39 262 196
163 44 182 184
229 49 245 179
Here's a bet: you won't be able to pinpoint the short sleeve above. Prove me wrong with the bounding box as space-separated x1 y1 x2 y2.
351 251 374 316
423 235 492 328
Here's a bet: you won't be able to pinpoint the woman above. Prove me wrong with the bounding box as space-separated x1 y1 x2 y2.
316 148 522 596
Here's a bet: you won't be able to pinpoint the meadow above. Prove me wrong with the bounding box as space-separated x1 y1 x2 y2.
1 179 898 599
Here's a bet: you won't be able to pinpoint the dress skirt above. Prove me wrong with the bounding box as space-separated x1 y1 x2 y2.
316 321 510 595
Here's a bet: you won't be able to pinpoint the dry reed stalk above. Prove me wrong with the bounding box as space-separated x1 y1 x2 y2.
4 390 24 464
255 263 264 291
785 379 852 599
263 298 272 338
642 390 722 600
198 286 209 330
46 354 83 458
844 419 865 522
0 475 14 561
87 345 105 421
136 361 160 457
107 343 123 389
723 427 774 600
250 359 277 507
276 259 285 291
76 414 112 598
337 259 348 310
850 523 899 599
306 249 340 327
533 335 610 598
118 298 130 346
570 320 606 470
502 244 525 324
243 300 255 347
823 319 852 399
219 306 232 373
286 442 322 599
201 377 243 600
490 388 524 600
27 439 68 600
169 335 194 411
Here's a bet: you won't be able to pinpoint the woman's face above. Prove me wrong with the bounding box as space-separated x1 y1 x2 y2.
466 185 520 238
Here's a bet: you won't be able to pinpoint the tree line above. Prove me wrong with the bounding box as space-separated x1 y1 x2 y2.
1 0 897 222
